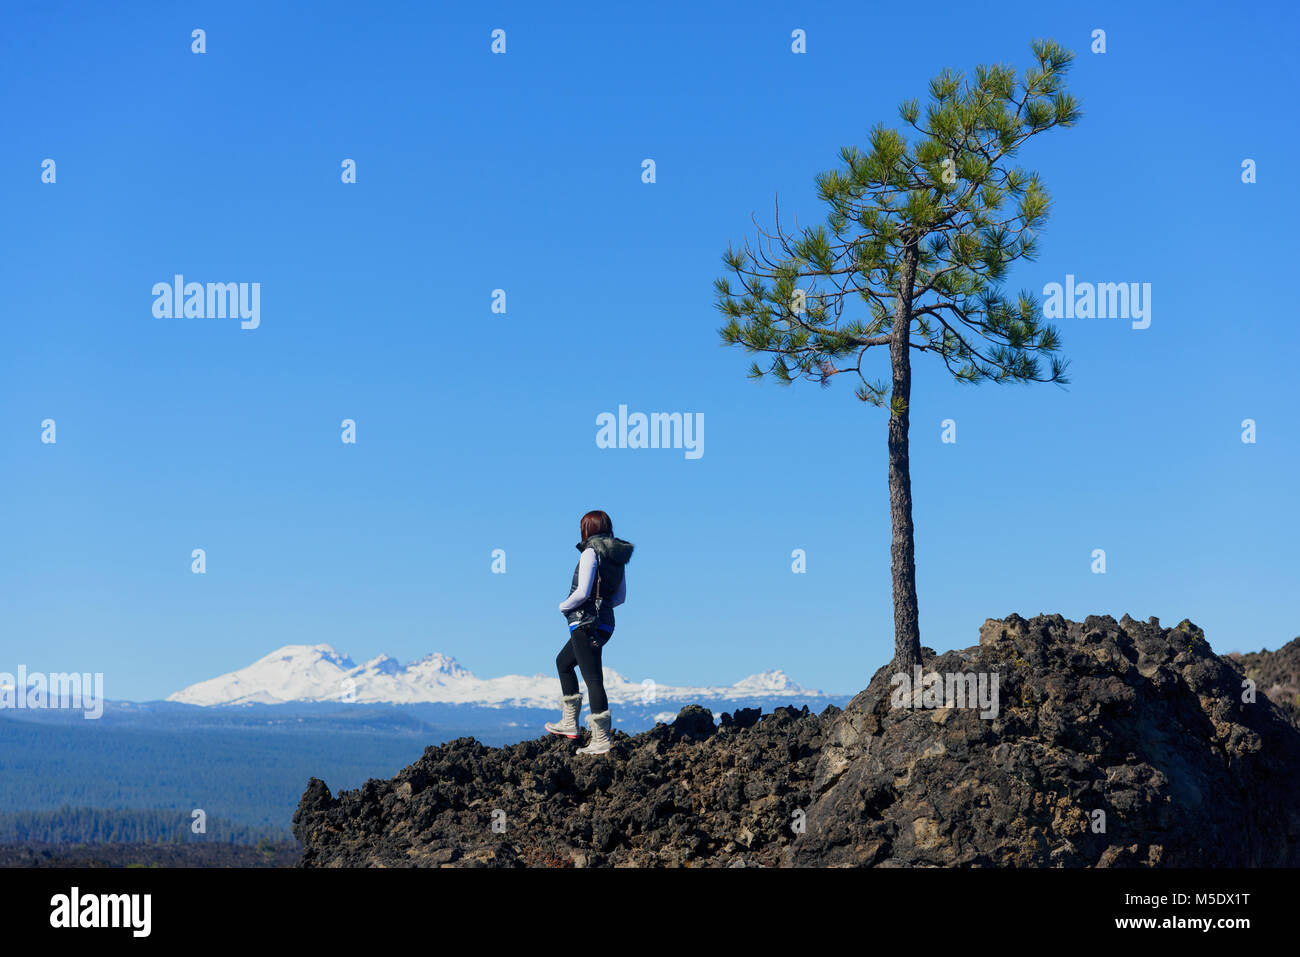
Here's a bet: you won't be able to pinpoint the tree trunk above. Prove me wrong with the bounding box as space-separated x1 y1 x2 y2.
888 246 923 672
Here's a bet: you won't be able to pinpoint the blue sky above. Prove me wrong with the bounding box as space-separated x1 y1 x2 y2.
3 0 1297 701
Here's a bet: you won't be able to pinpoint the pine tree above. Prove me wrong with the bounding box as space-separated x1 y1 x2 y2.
716 39 1080 672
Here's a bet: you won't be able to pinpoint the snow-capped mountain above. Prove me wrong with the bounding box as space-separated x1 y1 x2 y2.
167 643 827 708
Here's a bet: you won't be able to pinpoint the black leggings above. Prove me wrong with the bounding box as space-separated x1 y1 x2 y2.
556 623 613 713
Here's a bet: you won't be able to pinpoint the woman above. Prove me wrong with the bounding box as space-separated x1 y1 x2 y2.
545 510 634 755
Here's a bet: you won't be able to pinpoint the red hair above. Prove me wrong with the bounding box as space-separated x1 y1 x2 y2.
580 510 613 544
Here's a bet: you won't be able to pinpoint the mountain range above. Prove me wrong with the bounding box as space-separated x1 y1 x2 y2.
166 643 831 711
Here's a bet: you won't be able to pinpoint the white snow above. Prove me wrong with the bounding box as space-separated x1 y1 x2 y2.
165 643 827 708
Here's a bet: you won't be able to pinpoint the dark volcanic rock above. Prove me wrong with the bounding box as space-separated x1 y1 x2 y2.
787 614 1300 867
1228 636 1300 727
294 703 827 867
294 615 1300 868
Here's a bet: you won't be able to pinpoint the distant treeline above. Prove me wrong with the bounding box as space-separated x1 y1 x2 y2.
0 807 292 844
0 713 429 831
0 840 301 868
0 699 852 835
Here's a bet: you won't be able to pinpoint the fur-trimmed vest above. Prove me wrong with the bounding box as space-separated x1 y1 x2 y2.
565 533 634 628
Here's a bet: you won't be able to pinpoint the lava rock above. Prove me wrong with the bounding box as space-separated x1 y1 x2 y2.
1227 635 1300 727
294 702 824 867
293 615 1300 868
785 614 1300 867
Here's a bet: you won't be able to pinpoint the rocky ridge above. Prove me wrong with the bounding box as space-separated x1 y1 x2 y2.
1227 636 1300 727
293 614 1300 867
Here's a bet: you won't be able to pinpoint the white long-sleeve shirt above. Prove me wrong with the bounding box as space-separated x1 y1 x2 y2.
558 547 627 613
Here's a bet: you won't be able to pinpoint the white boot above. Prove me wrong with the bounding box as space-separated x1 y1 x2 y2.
544 693 583 739
576 709 612 755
